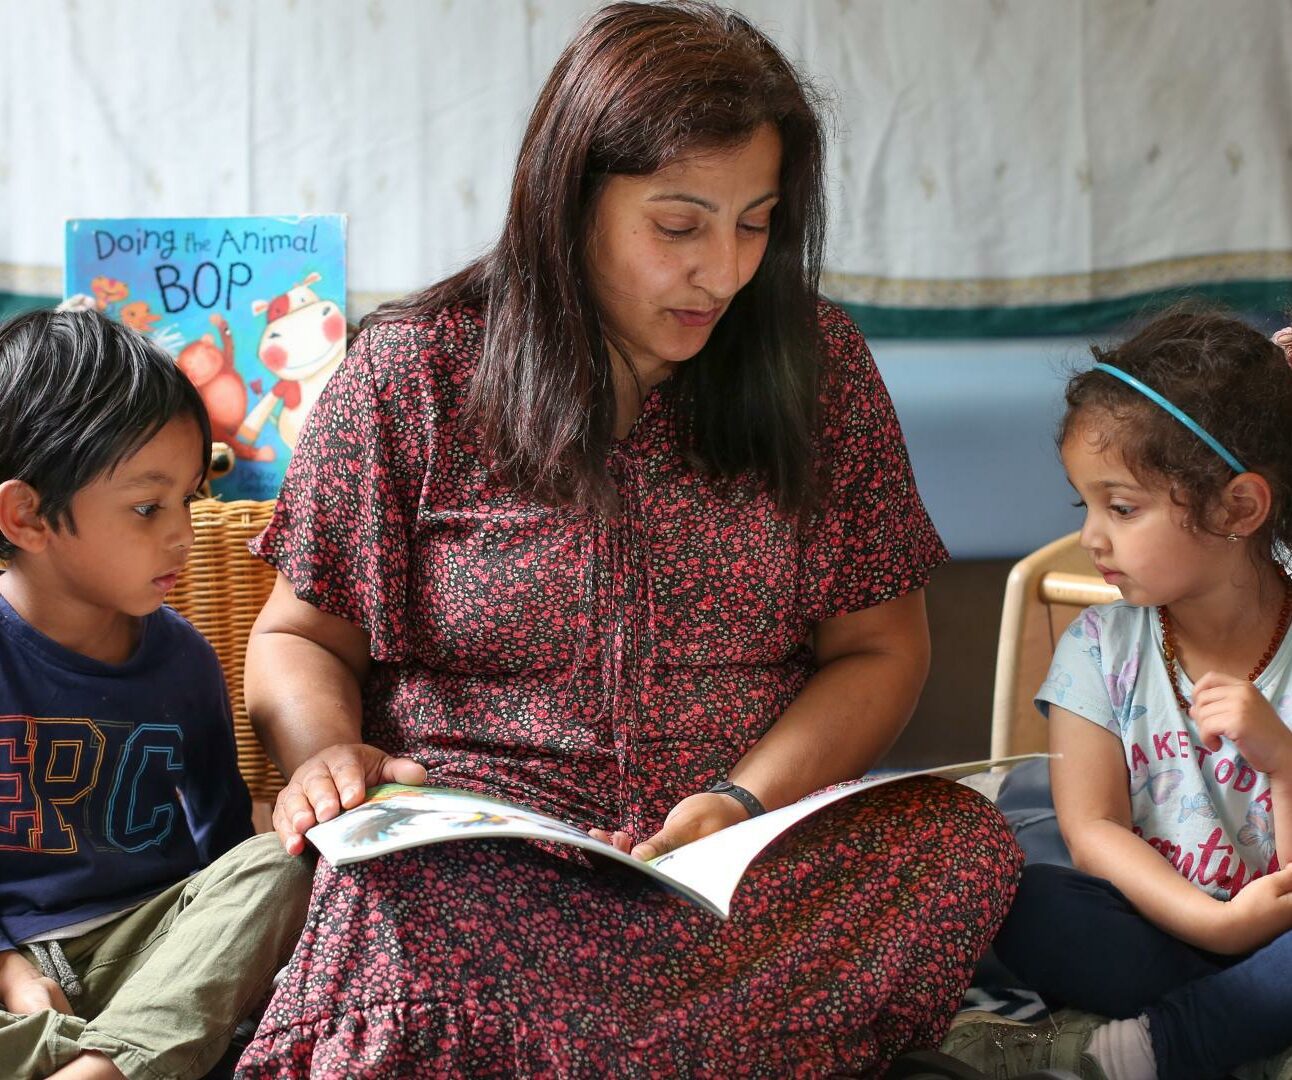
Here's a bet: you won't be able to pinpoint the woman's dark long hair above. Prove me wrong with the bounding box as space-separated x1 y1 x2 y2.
368 1 827 514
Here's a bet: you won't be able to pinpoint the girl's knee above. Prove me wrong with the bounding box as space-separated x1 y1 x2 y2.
993 864 1083 967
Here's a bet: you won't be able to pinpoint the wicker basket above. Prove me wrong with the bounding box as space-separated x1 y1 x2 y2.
169 498 285 800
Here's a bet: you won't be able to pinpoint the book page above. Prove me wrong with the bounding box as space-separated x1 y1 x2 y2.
305 785 733 917
307 755 1046 920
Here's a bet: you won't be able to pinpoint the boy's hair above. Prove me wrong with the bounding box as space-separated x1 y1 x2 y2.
0 308 211 559
1061 305 1292 560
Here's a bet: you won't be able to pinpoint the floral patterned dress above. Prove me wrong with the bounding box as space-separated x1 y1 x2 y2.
235 301 1021 1078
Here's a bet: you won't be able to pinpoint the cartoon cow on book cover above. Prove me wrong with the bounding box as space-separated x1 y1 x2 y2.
237 271 345 457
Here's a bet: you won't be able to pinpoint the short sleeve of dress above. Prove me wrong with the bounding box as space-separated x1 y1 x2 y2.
798 303 948 622
1035 605 1121 735
250 318 435 663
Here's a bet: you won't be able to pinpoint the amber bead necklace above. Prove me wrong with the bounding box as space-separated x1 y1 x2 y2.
1158 574 1292 712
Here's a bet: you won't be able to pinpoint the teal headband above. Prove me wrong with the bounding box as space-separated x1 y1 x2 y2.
1092 362 1246 474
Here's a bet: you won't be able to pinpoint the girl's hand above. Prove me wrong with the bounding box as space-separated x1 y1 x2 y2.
272 743 427 855
0 950 73 1016
629 792 751 861
1216 866 1292 953
1191 672 1292 776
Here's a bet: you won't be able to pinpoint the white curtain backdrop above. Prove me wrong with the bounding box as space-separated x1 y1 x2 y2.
2 0 1290 314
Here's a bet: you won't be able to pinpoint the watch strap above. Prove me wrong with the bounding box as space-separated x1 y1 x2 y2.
706 779 766 818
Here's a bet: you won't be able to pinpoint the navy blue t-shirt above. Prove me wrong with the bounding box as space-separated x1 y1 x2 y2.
0 594 252 951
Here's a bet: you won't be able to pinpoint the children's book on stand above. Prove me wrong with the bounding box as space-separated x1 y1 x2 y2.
307 754 1047 919
64 214 347 501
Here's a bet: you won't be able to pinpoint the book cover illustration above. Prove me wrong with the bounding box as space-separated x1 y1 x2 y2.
64 214 347 501
307 755 1046 919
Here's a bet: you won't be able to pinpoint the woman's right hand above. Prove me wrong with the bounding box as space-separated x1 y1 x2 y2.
273 743 427 855
1213 866 1292 954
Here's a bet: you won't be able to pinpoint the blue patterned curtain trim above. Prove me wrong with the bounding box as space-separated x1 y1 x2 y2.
838 279 1292 339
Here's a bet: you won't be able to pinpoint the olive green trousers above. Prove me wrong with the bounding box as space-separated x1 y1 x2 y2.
0 833 312 1080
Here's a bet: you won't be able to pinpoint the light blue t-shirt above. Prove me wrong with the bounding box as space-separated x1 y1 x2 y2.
1037 601 1292 900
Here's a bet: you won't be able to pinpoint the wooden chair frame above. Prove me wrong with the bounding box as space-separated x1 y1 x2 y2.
990 531 1120 758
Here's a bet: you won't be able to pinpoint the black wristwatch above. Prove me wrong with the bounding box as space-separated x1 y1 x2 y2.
706 779 766 818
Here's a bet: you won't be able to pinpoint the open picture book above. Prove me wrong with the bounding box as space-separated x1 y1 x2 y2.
306 754 1045 919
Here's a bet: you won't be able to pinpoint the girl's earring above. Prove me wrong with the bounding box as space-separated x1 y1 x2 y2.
1274 327 1292 364
1226 533 1241 542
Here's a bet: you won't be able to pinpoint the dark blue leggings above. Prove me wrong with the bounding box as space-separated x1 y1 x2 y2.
994 863 1292 1080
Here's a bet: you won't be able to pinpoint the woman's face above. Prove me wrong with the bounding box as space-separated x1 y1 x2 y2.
585 123 782 383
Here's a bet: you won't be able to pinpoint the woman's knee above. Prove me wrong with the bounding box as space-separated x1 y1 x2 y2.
881 778 1024 901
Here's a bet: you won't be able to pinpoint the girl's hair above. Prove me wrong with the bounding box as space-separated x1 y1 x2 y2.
1061 306 1292 560
0 307 212 559
367 1 827 514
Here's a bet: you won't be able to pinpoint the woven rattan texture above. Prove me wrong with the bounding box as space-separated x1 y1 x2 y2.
169 498 284 800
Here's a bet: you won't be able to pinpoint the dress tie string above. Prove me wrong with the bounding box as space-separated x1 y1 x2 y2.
575 448 655 833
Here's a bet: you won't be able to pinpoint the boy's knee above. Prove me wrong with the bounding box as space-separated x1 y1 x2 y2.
201 832 316 909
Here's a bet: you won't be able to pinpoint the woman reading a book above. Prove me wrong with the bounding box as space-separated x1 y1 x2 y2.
235 3 1022 1076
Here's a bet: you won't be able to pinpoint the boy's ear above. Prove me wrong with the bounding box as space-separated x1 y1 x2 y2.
0 479 52 554
1217 471 1272 538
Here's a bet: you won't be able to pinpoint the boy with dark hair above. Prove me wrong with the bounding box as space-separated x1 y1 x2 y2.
0 309 311 1080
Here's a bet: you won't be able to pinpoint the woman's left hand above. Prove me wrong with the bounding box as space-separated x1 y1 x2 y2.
629 792 752 861
1191 671 1292 775
588 793 750 859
